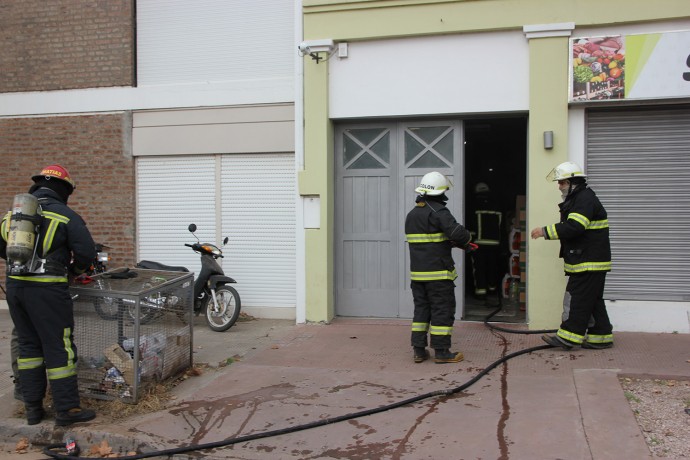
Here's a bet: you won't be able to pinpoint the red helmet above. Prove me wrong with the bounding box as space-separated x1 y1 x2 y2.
32 164 76 190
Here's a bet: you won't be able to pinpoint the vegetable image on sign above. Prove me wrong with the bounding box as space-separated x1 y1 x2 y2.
571 36 625 102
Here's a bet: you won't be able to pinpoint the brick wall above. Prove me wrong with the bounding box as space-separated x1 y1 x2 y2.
0 0 135 92
0 114 136 292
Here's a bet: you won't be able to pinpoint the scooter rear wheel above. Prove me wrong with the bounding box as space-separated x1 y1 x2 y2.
205 285 241 332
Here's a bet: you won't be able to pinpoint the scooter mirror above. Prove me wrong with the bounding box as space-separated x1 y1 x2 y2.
223 237 229 245
188 224 197 233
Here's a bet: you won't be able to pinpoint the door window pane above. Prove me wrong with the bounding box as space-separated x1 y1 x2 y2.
343 129 390 170
405 126 454 168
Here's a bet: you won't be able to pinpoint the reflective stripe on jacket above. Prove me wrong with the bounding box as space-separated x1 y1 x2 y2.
543 186 611 274
474 209 502 245
405 196 471 282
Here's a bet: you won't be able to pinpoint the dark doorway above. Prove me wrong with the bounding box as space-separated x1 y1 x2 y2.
463 117 527 323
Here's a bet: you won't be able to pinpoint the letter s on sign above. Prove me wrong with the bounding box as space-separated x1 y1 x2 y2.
684 54 690 82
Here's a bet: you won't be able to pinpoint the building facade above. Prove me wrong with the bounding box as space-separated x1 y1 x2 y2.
2 0 689 333
0 0 298 319
299 0 690 332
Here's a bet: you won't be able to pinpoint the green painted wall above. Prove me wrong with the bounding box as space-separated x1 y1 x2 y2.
526 35 571 329
300 0 690 324
299 60 335 322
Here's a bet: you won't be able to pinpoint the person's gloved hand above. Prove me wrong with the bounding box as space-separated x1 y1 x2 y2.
73 273 94 285
464 242 479 253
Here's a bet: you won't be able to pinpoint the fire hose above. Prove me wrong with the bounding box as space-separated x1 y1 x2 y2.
42 301 557 459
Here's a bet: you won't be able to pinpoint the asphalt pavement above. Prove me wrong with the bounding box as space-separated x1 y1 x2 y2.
0 305 688 459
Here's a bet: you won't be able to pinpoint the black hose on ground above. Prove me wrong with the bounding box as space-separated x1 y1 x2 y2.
483 303 558 335
43 303 557 459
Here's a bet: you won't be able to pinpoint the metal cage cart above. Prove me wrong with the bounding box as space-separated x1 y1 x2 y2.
70 268 194 403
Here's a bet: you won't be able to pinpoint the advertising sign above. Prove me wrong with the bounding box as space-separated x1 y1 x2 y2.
570 30 690 102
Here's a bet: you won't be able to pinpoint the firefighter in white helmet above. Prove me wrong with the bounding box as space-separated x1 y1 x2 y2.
405 172 475 364
530 161 613 350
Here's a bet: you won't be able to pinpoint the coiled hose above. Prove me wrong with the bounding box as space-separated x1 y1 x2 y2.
44 304 557 459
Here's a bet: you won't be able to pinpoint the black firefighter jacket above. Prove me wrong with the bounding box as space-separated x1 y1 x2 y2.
543 185 611 274
1 187 96 283
405 195 472 282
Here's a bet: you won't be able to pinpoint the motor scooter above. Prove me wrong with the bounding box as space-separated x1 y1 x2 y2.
87 243 121 320
136 224 241 332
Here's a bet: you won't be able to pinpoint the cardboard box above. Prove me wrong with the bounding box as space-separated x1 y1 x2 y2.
162 332 191 379
104 344 135 386
516 195 526 220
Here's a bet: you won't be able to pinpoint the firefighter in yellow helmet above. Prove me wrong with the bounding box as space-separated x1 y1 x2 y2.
0 164 97 426
405 172 475 363
530 162 613 350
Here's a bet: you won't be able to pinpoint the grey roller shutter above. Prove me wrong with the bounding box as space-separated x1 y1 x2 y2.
586 106 690 301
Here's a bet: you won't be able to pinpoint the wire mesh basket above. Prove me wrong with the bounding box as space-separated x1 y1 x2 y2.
70 268 194 403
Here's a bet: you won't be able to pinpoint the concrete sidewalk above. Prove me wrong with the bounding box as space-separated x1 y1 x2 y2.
0 309 688 459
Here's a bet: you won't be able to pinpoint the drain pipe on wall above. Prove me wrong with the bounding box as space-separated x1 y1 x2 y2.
294 0 306 324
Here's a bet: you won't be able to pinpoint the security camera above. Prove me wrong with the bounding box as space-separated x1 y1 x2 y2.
298 42 312 55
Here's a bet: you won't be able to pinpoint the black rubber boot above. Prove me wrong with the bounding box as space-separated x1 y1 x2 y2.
55 407 96 427
541 334 580 350
25 401 45 426
413 347 429 363
582 341 613 350
434 349 464 364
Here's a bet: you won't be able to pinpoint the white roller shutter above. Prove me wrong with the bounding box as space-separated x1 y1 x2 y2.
136 156 217 275
137 154 296 308
586 106 690 301
220 154 296 307
137 0 294 86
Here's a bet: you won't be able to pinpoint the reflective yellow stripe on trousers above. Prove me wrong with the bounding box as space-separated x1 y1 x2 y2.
47 327 77 381
430 325 452 336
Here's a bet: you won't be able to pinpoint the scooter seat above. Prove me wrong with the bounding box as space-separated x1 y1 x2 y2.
136 260 190 272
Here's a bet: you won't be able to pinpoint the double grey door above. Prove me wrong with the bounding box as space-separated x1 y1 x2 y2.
335 121 464 318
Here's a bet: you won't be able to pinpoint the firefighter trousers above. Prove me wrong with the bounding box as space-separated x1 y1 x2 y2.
559 272 613 344
410 280 456 350
6 281 81 411
471 245 500 296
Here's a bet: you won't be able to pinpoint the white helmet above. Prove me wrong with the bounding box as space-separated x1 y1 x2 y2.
546 161 587 182
415 172 451 196
474 182 490 194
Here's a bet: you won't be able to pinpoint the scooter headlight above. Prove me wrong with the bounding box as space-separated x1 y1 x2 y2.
201 244 222 256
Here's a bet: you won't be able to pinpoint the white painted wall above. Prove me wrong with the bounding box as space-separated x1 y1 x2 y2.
0 80 294 117
329 31 530 118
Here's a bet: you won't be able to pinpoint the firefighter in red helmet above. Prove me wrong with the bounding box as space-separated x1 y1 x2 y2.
1 164 97 426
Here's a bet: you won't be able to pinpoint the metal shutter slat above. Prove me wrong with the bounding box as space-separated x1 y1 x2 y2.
587 106 690 301
136 156 217 275
220 154 296 308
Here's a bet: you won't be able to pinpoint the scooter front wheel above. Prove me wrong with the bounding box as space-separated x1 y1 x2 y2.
205 285 241 332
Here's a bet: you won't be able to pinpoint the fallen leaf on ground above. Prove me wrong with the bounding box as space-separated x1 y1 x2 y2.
15 437 29 452
89 440 113 457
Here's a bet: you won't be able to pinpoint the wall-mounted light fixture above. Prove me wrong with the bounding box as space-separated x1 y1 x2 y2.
298 39 336 64
543 131 554 150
